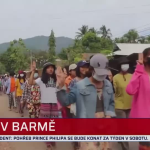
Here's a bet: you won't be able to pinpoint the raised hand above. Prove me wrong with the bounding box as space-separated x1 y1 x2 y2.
30 61 36 72
137 53 143 65
56 66 66 88
136 60 143 65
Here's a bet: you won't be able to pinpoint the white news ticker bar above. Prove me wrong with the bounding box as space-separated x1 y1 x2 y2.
0 135 149 142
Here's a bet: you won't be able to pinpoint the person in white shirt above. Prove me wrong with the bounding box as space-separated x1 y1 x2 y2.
29 62 61 150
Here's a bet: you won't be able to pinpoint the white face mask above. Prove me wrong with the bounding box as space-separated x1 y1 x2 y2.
92 73 107 81
34 73 38 78
20 74 24 77
121 64 129 72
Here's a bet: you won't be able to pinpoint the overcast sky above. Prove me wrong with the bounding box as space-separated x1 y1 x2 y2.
0 0 150 43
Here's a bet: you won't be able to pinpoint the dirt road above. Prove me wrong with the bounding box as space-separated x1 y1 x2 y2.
0 93 138 150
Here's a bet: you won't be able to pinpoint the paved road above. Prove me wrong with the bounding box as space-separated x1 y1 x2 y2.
0 93 138 150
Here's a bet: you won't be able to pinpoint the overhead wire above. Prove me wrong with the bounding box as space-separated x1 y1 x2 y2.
57 3 150 15
44 3 150 21
113 23 150 38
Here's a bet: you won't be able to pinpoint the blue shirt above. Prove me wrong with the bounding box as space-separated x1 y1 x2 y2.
57 77 116 118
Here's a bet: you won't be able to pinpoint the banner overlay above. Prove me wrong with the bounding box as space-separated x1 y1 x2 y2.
0 135 149 142
0 119 150 135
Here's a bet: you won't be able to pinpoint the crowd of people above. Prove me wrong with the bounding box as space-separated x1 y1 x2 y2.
0 47 150 150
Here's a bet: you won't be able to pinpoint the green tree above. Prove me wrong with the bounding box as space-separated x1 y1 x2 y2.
100 37 113 51
48 30 56 62
82 32 101 52
0 62 6 74
115 37 128 43
81 32 113 53
32 51 49 68
123 29 139 43
0 39 29 73
58 25 113 63
146 36 150 43
98 25 112 39
76 25 88 39
89 27 97 34
138 36 146 43
58 46 84 64
58 48 68 60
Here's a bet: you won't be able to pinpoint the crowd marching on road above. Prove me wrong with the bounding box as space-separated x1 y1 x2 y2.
0 48 150 150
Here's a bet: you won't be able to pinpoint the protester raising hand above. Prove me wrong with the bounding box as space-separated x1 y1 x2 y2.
137 53 143 65
56 66 66 88
30 61 36 72
136 60 143 65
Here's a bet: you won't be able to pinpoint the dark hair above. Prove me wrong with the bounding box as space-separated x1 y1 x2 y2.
9 72 15 77
143 47 150 59
87 66 94 77
18 72 26 83
63 66 69 76
76 65 92 78
76 66 81 78
41 65 56 84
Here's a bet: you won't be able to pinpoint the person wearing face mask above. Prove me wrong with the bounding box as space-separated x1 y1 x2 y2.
15 71 26 113
126 48 150 150
113 57 132 150
56 54 115 150
22 70 41 118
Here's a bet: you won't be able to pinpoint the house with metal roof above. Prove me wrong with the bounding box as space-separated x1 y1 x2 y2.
111 43 150 74
114 43 150 56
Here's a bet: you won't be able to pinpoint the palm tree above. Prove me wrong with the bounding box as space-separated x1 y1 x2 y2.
76 25 88 39
89 27 97 34
98 25 112 39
